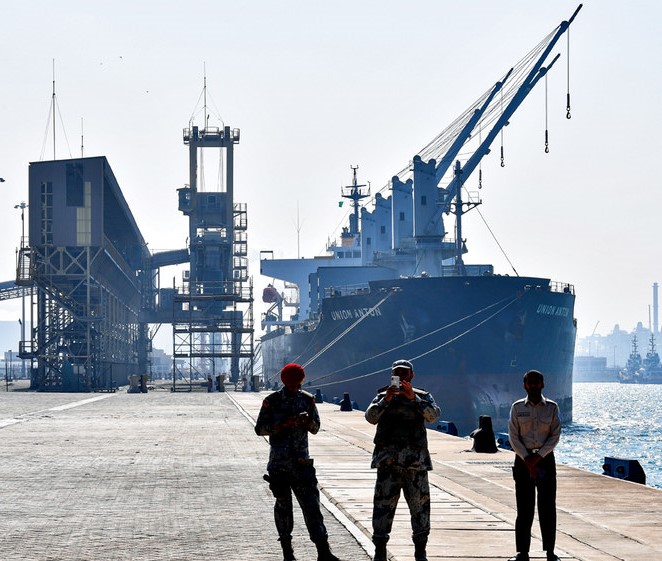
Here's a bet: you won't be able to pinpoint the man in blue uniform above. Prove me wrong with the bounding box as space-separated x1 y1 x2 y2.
365 359 441 561
508 369 562 561
255 363 341 561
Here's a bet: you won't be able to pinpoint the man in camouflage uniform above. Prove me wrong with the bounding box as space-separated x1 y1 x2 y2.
365 359 441 561
255 363 341 561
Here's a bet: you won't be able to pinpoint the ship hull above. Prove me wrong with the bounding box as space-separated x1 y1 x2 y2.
260 275 576 435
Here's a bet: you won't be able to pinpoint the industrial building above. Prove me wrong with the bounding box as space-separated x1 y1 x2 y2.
13 123 254 391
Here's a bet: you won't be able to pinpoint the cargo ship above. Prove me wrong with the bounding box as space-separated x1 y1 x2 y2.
259 6 582 435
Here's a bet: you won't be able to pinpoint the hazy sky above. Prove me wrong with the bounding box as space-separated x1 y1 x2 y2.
1 1 660 349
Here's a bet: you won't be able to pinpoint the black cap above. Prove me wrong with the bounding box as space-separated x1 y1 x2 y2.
391 359 413 372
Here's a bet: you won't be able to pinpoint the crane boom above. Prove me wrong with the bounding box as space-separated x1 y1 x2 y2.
434 68 513 185
439 4 583 210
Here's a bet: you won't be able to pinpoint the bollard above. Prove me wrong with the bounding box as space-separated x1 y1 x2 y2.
314 389 324 403
339 392 353 411
469 415 498 453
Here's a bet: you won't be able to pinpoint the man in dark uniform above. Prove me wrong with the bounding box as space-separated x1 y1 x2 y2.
365 359 441 561
255 363 341 561
508 369 562 561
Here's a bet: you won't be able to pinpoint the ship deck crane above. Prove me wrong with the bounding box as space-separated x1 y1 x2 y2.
439 4 583 212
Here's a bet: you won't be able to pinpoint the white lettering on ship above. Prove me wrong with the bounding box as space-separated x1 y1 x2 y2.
330 307 382 320
536 304 569 317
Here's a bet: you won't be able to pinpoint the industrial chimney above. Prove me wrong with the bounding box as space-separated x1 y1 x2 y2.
654 282 659 336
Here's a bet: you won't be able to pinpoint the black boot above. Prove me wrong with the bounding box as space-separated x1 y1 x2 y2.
279 536 296 561
315 540 341 561
413 534 428 561
372 536 388 561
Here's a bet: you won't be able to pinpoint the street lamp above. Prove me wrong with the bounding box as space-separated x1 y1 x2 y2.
14 201 29 381
14 201 28 248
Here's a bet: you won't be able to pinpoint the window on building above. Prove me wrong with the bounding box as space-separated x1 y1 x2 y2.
66 163 85 207
76 182 92 246
40 182 53 245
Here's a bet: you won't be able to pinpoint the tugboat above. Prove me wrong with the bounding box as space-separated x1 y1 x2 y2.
639 335 662 384
619 336 642 384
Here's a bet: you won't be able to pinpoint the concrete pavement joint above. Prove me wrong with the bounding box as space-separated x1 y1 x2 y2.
0 393 115 429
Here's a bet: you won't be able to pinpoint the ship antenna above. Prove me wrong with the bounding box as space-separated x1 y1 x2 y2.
341 165 370 237
203 62 208 129
295 201 303 259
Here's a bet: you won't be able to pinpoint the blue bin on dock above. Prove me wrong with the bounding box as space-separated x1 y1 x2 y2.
602 456 646 485
495 432 512 451
435 421 458 436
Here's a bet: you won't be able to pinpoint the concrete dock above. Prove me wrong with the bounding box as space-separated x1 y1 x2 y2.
1 387 660 561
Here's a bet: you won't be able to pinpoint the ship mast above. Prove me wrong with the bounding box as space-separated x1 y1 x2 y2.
451 160 481 275
341 165 370 238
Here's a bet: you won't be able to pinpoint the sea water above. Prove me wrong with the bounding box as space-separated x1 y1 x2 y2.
555 382 662 489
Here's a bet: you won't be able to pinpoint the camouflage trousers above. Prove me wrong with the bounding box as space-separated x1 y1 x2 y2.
372 465 431 539
267 460 328 544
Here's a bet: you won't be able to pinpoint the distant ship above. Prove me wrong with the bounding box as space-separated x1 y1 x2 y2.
258 6 582 435
619 335 662 384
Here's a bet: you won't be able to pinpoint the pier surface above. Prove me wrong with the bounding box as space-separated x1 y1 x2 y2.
1 388 660 561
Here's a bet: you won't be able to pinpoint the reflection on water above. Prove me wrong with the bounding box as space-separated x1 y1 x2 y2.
555 382 662 489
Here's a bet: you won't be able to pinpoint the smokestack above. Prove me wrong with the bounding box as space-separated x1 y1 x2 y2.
654 282 659 337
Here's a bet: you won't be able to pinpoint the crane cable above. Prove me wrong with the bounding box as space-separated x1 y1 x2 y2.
566 27 572 119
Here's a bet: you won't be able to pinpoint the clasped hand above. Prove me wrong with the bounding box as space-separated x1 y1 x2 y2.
524 452 543 479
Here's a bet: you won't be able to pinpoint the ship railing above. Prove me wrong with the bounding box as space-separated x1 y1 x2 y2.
440 264 494 277
325 283 371 298
292 318 319 333
522 281 574 295
176 280 253 300
548 281 575 295
262 316 318 334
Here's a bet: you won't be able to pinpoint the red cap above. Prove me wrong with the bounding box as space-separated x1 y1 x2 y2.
280 363 305 386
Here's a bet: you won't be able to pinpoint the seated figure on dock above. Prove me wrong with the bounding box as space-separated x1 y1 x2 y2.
365 359 441 561
508 370 562 561
255 363 342 561
469 415 498 453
